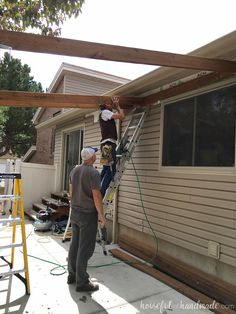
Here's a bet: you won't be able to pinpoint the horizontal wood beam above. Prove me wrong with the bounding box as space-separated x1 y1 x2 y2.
1 30 236 73
118 237 236 312
0 72 232 109
111 248 236 314
0 90 144 108
144 72 233 105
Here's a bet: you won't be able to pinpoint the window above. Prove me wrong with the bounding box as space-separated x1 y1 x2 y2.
162 85 236 167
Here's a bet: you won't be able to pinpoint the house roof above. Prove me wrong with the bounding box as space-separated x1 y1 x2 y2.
21 145 36 162
32 63 130 124
48 62 130 93
36 30 236 129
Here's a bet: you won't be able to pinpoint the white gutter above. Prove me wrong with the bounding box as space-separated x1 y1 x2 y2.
35 108 94 129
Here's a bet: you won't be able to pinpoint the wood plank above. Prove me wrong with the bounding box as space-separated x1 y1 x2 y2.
0 91 143 108
115 240 236 311
1 30 236 73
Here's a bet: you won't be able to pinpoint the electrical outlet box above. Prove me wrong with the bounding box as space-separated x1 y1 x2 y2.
208 241 220 259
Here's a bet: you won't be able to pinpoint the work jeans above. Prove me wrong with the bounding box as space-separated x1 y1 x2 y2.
67 211 98 287
101 142 117 197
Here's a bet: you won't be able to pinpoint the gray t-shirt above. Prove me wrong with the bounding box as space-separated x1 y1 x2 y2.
69 164 101 214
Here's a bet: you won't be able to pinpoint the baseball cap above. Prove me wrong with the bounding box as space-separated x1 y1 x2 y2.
81 147 98 161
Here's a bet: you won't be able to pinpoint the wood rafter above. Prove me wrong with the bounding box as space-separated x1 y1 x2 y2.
1 30 236 73
0 91 144 108
0 72 233 109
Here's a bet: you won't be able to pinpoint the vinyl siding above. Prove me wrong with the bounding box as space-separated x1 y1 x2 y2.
118 105 236 268
54 115 102 188
64 74 124 95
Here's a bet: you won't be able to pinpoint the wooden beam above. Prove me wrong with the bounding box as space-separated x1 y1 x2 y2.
111 248 236 314
1 30 236 73
0 90 144 108
118 237 236 311
144 72 232 105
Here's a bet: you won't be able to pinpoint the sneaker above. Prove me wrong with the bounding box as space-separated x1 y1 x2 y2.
67 273 75 284
76 281 99 292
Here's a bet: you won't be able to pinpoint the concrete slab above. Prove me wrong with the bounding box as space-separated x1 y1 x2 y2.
0 221 212 314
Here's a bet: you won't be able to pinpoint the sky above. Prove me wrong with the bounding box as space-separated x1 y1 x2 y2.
4 0 236 91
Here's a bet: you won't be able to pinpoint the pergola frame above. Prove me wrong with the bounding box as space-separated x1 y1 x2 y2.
0 30 235 109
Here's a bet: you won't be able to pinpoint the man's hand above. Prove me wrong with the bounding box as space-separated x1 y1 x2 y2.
112 96 119 109
99 214 106 228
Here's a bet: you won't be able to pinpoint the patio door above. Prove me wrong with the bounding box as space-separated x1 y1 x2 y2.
63 129 83 191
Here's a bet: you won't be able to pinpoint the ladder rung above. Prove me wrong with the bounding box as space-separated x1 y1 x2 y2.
0 242 23 250
0 195 21 201
0 173 21 180
0 268 25 277
132 112 145 117
128 125 138 130
0 217 21 224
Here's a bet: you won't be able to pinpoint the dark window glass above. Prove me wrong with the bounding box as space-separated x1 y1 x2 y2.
195 87 236 166
162 85 236 167
162 98 194 166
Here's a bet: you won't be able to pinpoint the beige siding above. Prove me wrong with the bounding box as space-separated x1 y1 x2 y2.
54 115 102 187
83 118 102 170
118 105 236 268
64 74 123 95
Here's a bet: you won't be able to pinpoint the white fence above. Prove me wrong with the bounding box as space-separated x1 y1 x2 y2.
1 160 57 211
20 162 57 210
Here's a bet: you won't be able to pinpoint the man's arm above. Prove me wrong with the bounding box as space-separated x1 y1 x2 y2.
92 189 106 227
111 97 125 121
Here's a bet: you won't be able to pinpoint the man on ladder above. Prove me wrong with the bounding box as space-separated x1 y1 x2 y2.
99 96 125 197
63 97 147 255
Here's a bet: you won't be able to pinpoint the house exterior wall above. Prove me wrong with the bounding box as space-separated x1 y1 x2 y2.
53 114 101 191
52 95 236 285
29 80 64 164
64 73 124 95
29 107 62 164
117 94 236 285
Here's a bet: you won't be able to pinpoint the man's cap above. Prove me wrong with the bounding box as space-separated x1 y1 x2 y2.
81 147 98 161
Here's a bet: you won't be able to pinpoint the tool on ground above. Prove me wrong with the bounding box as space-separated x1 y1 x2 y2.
33 202 53 232
0 173 30 295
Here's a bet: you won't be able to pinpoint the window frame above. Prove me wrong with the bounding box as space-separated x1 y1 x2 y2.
160 77 236 174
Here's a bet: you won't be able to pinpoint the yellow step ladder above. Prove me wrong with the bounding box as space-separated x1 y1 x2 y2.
0 173 30 295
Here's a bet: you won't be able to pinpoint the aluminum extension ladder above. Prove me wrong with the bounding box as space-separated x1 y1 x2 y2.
0 173 30 295
62 107 148 254
103 107 147 214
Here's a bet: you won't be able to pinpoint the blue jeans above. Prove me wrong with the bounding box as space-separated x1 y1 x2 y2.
101 142 116 197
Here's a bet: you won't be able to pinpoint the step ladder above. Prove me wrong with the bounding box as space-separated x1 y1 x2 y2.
0 173 30 295
62 107 148 254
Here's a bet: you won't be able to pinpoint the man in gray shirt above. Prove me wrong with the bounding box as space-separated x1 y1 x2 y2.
67 147 105 292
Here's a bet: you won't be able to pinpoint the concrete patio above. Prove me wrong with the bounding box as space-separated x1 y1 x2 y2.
0 220 212 314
